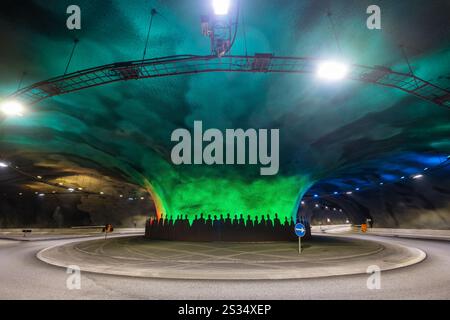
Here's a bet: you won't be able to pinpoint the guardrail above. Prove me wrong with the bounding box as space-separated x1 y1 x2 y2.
312 225 450 241
364 228 450 240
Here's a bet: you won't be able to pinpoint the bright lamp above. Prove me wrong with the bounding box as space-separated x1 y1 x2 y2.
212 0 230 15
317 60 349 81
0 100 25 117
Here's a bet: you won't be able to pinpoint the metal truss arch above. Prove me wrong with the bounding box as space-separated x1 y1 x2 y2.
8 54 450 109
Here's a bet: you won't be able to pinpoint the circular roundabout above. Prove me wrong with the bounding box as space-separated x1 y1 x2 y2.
37 235 426 280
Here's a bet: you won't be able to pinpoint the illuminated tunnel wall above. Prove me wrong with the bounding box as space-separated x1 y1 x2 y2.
303 153 450 228
0 0 449 226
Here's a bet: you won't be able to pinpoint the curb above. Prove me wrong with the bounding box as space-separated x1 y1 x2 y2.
36 236 427 280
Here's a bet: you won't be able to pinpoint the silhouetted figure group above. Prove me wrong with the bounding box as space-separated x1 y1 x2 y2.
145 213 311 242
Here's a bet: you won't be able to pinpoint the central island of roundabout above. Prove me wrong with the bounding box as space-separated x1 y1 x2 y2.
37 233 425 280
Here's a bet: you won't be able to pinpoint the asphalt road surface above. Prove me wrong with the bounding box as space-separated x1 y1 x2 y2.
0 235 449 299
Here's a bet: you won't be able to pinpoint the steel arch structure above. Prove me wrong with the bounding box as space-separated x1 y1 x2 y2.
7 54 450 108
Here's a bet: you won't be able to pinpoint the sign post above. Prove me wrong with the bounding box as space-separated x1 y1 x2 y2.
294 223 306 254
298 236 302 254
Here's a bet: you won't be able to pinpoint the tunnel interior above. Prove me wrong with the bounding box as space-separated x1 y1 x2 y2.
0 0 449 232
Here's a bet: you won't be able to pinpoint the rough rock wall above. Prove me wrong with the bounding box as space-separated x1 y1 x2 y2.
302 169 450 229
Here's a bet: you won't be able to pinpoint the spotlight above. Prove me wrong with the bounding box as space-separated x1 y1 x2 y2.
346 191 353 195
333 191 339 195
314 194 319 198
317 60 349 81
212 0 230 15
68 188 75 192
0 100 25 117
301 201 305 205
355 187 360 191
413 174 423 179
0 162 8 168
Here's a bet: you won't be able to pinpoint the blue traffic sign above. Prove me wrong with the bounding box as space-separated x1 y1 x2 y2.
294 223 306 237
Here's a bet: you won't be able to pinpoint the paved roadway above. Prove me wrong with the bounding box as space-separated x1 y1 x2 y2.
0 234 449 299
